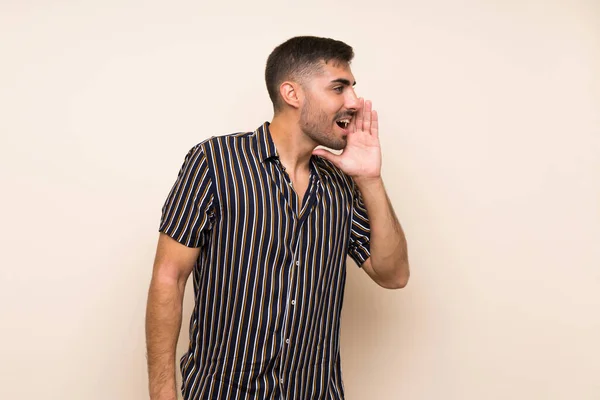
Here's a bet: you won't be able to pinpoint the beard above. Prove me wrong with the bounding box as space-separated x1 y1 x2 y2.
299 95 348 151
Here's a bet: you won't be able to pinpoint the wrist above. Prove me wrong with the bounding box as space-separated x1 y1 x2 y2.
149 385 177 400
353 175 383 191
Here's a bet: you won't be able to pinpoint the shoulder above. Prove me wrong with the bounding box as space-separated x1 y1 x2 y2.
191 131 256 156
176 131 256 164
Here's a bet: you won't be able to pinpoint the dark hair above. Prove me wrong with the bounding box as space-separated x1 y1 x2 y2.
265 36 354 111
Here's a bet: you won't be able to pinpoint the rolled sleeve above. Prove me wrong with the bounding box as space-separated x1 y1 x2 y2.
348 183 371 266
159 144 216 248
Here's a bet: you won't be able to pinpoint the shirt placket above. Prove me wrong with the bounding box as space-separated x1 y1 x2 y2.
277 229 301 395
276 165 321 398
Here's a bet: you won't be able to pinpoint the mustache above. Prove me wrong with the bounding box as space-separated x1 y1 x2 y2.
334 111 356 120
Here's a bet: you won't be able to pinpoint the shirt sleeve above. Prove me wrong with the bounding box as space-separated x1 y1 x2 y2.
348 182 371 267
159 144 216 248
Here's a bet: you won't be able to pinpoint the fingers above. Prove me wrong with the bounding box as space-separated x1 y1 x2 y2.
363 100 372 133
371 109 379 139
353 98 364 134
352 99 377 136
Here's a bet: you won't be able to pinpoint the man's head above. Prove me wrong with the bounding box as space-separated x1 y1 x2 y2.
265 36 360 150
265 36 354 111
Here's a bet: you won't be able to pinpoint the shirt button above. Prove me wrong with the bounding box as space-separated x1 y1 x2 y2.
286 339 290 344
291 300 296 305
295 261 300 266
280 378 284 384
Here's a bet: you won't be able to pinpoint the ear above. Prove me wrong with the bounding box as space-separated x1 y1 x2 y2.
279 81 303 109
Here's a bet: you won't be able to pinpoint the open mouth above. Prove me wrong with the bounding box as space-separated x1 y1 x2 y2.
336 119 351 129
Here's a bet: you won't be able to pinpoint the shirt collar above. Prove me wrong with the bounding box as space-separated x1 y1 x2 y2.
255 122 279 163
254 121 326 183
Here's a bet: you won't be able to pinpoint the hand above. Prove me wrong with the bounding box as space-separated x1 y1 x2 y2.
312 98 382 181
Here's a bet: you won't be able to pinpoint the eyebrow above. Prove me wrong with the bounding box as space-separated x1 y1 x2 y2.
331 78 356 86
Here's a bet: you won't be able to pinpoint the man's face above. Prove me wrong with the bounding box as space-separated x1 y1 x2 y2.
298 61 360 150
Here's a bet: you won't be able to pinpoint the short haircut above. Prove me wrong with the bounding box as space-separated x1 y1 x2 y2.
265 36 354 111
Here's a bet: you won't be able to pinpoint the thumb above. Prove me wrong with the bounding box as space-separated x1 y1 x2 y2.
312 148 342 167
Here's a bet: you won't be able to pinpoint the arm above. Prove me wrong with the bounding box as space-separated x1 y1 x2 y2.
313 98 409 289
146 233 199 400
355 177 409 289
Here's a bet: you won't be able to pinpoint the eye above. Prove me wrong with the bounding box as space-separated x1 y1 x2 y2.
333 86 344 93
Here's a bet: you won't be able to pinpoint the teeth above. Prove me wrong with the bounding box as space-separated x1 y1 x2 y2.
337 119 350 129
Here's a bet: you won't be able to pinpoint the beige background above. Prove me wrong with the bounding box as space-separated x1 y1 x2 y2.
1 0 599 399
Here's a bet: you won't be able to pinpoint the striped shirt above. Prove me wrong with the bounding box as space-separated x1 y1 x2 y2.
159 122 371 400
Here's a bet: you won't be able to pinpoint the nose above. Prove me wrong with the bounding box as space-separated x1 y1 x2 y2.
346 88 361 112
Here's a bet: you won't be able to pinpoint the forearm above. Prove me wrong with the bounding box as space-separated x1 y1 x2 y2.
145 276 185 400
355 177 409 287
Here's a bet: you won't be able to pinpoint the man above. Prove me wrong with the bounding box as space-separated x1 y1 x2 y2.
146 36 409 400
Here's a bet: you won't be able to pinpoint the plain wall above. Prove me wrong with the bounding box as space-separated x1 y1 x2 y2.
1 0 599 399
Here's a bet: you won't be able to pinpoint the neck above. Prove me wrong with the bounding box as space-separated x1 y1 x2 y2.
268 112 315 174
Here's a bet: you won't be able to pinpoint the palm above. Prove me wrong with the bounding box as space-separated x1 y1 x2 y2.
314 99 382 179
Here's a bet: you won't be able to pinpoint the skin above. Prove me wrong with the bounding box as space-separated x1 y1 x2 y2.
145 59 409 400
